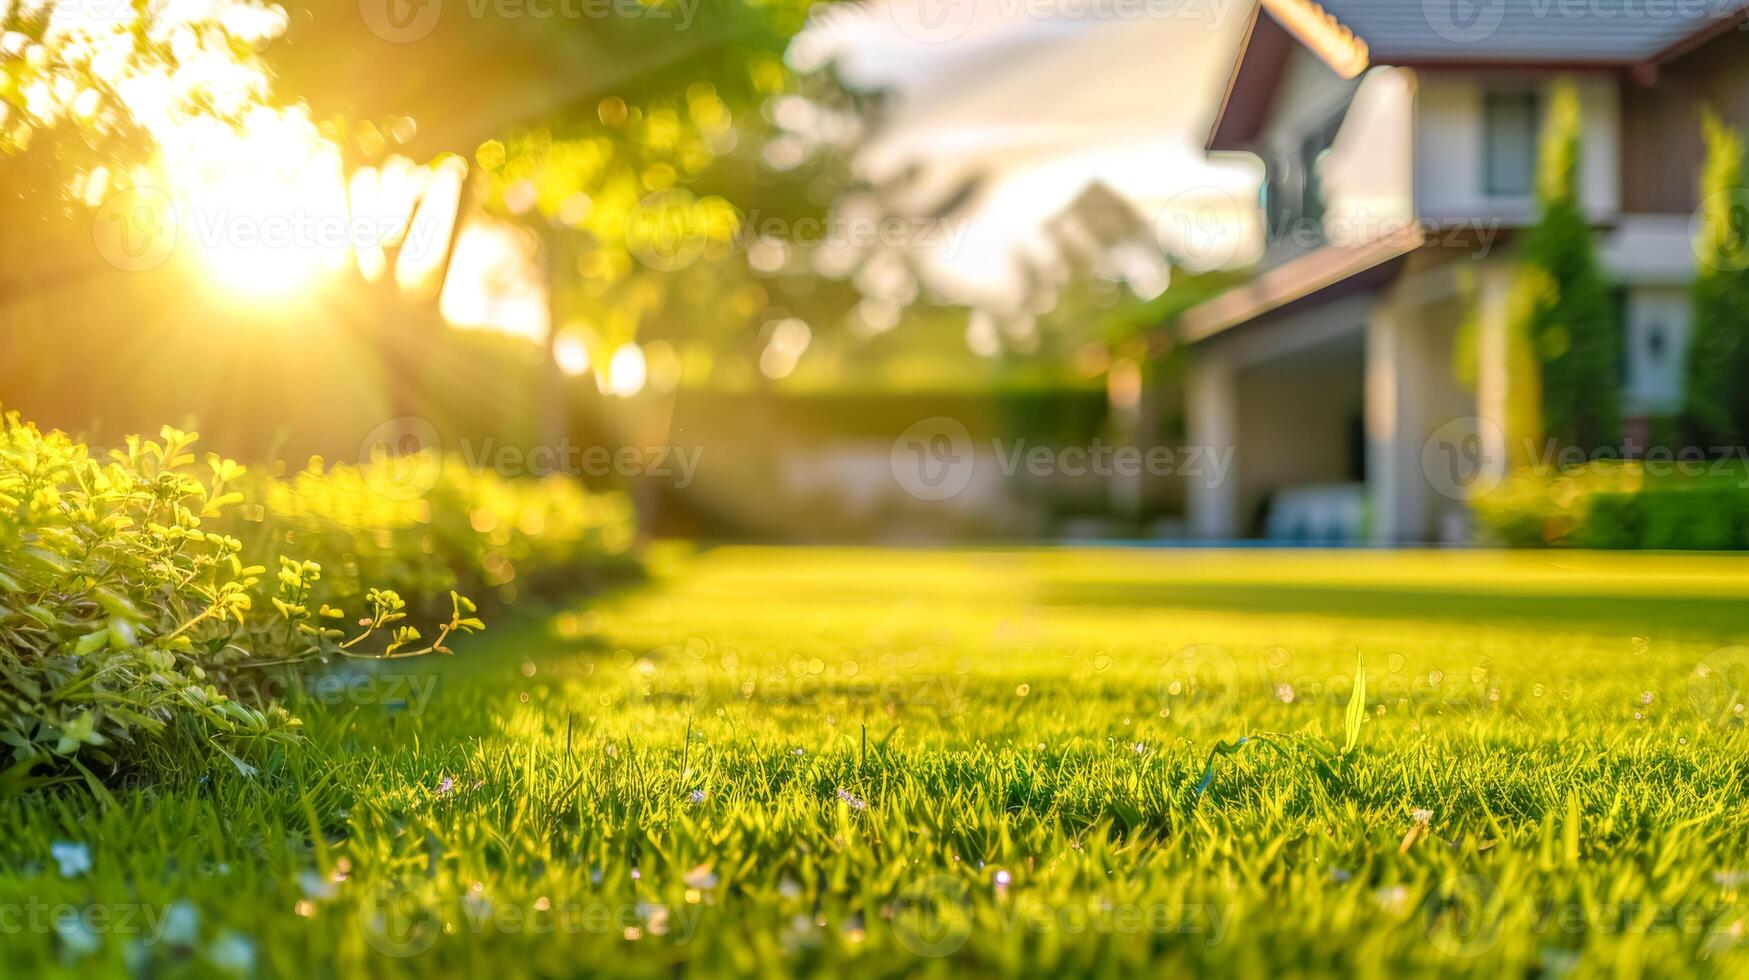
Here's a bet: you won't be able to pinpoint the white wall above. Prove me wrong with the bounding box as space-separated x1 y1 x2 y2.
1413 71 1621 224
1601 213 1697 284
1320 67 1418 242
1257 46 1358 158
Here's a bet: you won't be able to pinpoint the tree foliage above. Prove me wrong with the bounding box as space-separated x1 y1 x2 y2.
1515 81 1620 452
1683 110 1749 446
3 0 865 378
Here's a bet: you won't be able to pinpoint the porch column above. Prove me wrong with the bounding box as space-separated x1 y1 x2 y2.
1473 260 1515 480
1185 354 1239 539
1365 302 1428 544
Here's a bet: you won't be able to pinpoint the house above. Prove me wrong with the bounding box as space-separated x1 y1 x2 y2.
1181 0 1749 543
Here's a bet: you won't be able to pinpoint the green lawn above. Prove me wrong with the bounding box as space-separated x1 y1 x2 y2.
7 546 1749 978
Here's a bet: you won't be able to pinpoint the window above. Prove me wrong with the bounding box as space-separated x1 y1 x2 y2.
1484 92 1539 198
1261 108 1347 243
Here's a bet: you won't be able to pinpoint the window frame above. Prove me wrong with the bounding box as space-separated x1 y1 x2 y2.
1482 90 1541 200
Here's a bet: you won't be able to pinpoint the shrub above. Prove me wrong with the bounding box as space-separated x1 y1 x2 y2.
227 453 639 613
0 415 483 791
1568 492 1642 549
1474 459 1749 550
1516 80 1621 452
1683 111 1749 446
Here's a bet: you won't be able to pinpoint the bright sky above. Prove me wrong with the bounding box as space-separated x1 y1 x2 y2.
792 0 1264 307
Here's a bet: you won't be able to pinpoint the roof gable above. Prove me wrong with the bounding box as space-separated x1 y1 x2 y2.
1318 0 1746 65
1208 0 1749 150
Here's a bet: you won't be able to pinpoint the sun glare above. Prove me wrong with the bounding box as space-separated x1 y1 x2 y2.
164 108 353 298
85 14 452 302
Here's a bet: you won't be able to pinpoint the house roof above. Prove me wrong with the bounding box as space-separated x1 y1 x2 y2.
1209 0 1749 150
1306 0 1748 66
1176 229 1423 343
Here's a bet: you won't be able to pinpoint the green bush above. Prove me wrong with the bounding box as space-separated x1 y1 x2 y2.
1516 80 1621 452
1639 488 1735 550
1475 460 1749 550
1683 111 1749 446
0 414 484 791
1568 492 1642 549
227 453 639 612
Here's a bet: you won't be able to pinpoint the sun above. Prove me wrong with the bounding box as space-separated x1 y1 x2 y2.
155 108 354 298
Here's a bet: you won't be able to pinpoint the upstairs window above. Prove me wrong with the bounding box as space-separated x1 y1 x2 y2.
1484 92 1540 198
1262 107 1347 244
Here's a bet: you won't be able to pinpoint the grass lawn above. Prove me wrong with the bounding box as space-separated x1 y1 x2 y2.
7 546 1749 978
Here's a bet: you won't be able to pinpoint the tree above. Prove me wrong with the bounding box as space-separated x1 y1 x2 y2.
3 0 865 383
1683 110 1749 447
1516 80 1620 453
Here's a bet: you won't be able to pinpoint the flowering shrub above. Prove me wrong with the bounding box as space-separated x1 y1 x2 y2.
0 415 483 790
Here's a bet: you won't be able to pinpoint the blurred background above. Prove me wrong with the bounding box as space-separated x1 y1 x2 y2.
6 0 1749 546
